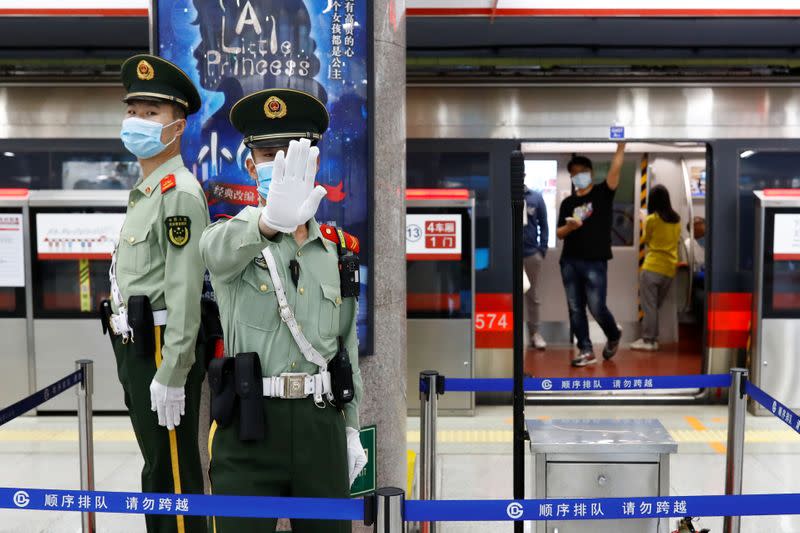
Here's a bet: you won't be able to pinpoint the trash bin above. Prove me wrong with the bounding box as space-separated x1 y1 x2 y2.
528 419 677 533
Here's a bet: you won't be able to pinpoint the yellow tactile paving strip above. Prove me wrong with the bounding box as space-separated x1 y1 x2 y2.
0 427 797 446
0 429 136 442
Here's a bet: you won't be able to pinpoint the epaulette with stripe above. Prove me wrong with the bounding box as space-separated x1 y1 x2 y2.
160 174 176 194
320 224 360 254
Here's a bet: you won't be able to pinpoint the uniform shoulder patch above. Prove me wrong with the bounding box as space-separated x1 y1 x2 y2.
160 174 176 194
164 215 191 247
320 224 360 254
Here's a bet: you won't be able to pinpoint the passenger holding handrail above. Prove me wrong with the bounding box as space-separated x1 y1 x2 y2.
631 185 682 351
556 142 626 367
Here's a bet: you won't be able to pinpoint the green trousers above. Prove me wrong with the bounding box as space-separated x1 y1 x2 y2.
112 325 207 533
209 397 350 533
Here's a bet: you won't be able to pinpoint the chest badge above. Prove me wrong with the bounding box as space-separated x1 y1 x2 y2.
253 256 268 270
165 216 191 248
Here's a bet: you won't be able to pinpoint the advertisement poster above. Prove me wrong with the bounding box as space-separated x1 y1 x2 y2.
154 0 373 354
690 166 706 197
36 213 126 260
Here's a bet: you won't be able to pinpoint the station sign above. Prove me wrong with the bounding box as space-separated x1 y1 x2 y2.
0 214 25 287
773 213 800 261
406 213 462 261
350 425 376 497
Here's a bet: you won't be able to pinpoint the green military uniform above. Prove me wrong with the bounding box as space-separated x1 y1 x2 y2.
200 89 362 533
109 54 209 533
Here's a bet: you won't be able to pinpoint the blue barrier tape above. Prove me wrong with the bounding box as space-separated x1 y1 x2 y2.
406 493 800 522
0 370 83 427
6 487 800 522
0 487 364 520
437 374 732 393
745 381 800 435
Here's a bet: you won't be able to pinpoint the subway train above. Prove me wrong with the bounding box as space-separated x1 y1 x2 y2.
1 83 799 408
406 84 800 400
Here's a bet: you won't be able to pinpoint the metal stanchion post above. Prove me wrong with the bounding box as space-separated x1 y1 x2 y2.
724 367 747 533
374 487 405 533
510 150 526 533
76 359 95 533
419 370 439 533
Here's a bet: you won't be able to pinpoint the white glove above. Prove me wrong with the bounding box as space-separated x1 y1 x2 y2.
346 426 368 487
260 138 328 233
149 379 185 431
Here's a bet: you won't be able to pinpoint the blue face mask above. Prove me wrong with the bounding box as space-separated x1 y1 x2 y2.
571 171 592 190
255 161 274 199
120 117 180 159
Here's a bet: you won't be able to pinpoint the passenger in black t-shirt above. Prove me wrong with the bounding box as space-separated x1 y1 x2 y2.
556 143 626 367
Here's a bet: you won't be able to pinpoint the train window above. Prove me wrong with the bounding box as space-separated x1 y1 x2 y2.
54 153 140 190
407 152 491 270
0 145 137 191
738 151 800 272
0 151 49 189
524 160 557 249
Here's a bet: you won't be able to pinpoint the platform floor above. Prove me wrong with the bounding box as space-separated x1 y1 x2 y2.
525 322 706 378
2 404 800 532
525 344 704 378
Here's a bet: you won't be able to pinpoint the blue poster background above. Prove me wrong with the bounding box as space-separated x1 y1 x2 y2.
155 0 372 354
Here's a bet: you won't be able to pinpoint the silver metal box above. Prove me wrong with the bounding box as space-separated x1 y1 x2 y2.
528 419 677 533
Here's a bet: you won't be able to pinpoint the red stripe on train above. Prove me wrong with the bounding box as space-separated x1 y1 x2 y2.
472 291 754 349
707 292 752 349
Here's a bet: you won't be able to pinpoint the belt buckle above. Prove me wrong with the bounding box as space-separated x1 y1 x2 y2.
283 374 307 399
279 306 293 322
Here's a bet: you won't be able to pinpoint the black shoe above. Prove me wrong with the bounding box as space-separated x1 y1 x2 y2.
603 332 622 361
571 351 597 367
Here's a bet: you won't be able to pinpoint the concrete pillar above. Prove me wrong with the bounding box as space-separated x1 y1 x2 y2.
354 1 407 531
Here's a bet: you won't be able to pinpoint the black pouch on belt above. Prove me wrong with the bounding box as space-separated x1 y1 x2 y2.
99 299 113 336
328 336 354 408
127 295 155 359
235 352 265 441
208 357 236 429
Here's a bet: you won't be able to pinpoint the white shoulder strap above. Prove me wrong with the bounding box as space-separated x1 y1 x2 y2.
261 246 328 370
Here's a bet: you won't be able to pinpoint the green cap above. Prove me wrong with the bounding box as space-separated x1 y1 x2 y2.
121 54 201 115
229 89 330 149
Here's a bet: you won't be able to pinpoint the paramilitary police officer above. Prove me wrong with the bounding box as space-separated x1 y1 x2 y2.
199 89 366 533
101 54 209 533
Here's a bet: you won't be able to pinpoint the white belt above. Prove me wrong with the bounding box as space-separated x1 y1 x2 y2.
263 372 332 401
109 309 168 336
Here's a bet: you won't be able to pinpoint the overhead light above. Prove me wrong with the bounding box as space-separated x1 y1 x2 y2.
740 150 756 159
3 152 14 157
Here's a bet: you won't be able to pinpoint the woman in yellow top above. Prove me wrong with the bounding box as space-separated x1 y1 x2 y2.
631 185 682 351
